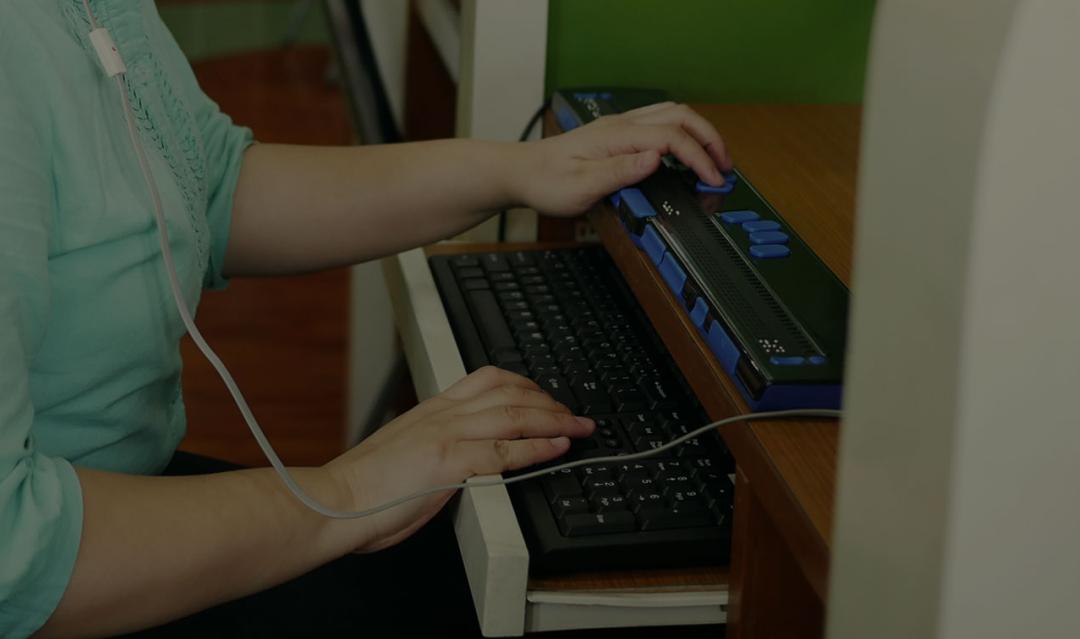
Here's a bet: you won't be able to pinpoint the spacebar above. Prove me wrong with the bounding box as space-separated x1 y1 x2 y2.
466 290 518 362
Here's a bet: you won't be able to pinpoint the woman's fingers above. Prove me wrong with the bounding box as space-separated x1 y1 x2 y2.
617 124 723 185
441 365 542 401
453 404 594 441
450 383 574 418
627 103 732 173
388 367 543 431
455 437 572 476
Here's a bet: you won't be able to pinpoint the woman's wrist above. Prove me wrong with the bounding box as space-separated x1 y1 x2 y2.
490 138 538 212
270 465 373 559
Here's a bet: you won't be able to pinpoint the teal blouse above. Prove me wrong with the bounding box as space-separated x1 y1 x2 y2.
0 1 253 634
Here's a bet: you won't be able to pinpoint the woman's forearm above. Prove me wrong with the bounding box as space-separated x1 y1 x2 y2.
224 140 523 276
223 103 732 277
38 466 366 638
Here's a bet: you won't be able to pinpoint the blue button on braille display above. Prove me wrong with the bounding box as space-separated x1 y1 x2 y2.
742 220 780 233
720 210 759 224
658 252 687 297
749 244 791 259
620 188 657 219
696 179 734 194
808 356 827 365
770 356 806 366
690 297 709 328
555 107 580 132
749 231 790 245
641 226 667 266
723 171 738 185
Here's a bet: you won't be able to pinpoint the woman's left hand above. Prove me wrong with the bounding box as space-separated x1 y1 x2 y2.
508 101 733 217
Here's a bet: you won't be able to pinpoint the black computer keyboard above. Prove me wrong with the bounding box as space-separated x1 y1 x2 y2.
430 246 735 573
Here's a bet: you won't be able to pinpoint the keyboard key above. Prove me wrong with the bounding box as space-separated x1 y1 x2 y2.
462 278 490 291
669 488 709 512
571 378 612 414
612 389 646 413
492 349 524 366
596 424 618 440
536 374 577 410
640 378 682 409
579 466 615 483
502 300 529 312
635 506 689 531
630 490 665 512
660 478 696 496
637 506 714 531
509 251 535 267
655 459 690 475
553 497 590 518
616 460 651 475
527 353 557 370
481 253 510 272
591 494 630 513
560 512 636 537
538 309 566 323
635 437 667 453
543 472 583 502
621 475 659 496
701 481 732 509
583 473 618 490
451 254 480 268
562 361 593 377
602 437 624 451
585 480 621 500
515 330 546 345
675 440 709 457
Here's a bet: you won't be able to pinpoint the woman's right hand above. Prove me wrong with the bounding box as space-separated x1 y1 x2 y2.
323 366 594 553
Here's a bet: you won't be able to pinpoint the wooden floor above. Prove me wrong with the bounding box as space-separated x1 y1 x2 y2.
179 46 352 467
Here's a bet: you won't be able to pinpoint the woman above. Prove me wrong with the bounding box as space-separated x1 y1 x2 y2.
0 1 731 636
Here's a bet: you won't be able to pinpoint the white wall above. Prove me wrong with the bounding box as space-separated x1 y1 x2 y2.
829 1 1080 638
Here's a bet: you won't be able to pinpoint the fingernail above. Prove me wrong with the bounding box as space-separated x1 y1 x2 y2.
549 436 570 447
575 416 595 429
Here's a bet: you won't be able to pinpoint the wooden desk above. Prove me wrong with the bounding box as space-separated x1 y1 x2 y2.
385 103 859 637
584 103 860 637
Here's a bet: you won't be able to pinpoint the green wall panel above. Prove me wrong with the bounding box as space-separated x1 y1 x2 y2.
546 0 876 103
